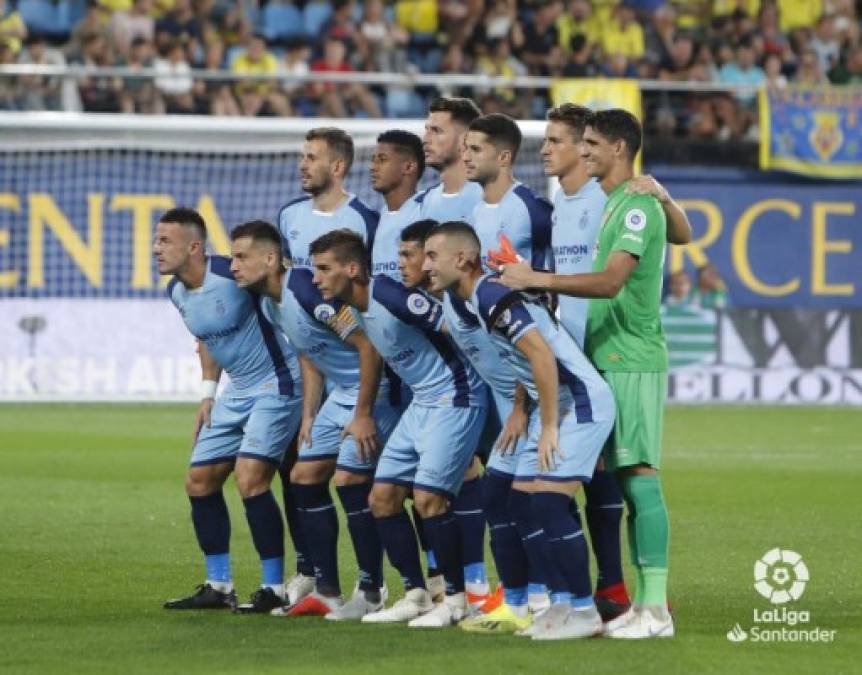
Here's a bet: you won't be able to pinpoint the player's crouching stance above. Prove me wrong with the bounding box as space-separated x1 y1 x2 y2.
229 220 400 620
155 208 303 614
312 230 488 628
424 222 615 640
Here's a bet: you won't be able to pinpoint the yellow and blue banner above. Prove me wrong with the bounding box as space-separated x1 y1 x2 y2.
759 86 862 179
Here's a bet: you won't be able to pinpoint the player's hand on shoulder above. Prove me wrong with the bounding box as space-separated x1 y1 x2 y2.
342 414 379 462
537 425 562 472
192 398 214 446
493 260 538 291
625 174 669 204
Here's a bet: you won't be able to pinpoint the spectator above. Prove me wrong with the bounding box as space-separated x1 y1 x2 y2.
810 14 841 73
556 0 601 54
0 0 27 56
119 35 160 113
481 0 517 42
600 3 645 61
17 35 66 111
321 0 367 65
603 52 638 78
517 0 563 75
829 44 862 83
66 3 112 62
561 33 597 76
155 0 202 57
645 4 678 65
109 0 154 59
360 0 409 72
154 39 201 113
777 0 824 34
659 34 697 80
0 41 17 109
719 41 765 104
764 52 789 89
76 33 123 112
310 36 381 117
794 48 827 84
283 38 311 95
693 263 730 309
665 270 693 306
230 33 290 116
474 37 528 116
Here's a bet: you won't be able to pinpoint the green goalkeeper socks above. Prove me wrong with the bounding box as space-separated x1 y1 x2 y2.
621 473 670 606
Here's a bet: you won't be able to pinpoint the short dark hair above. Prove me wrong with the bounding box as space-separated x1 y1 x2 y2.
468 113 522 161
401 219 439 245
546 103 592 141
585 109 642 161
430 220 481 252
159 207 207 241
230 220 282 250
377 129 426 178
429 96 482 127
306 127 355 173
309 228 368 274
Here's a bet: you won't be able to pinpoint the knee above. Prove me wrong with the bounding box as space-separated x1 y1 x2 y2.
413 491 449 519
290 461 333 486
234 469 273 499
464 456 482 481
334 469 369 488
368 484 401 517
185 468 226 497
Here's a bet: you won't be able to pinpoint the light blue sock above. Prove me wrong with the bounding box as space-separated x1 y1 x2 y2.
205 553 231 583
570 595 596 610
426 550 438 571
504 586 528 608
464 561 488 586
528 582 547 596
550 591 571 606
261 556 284 586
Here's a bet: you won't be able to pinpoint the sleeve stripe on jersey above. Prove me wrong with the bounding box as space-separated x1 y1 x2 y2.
209 256 234 280
422 330 471 408
252 296 296 397
513 184 553 270
557 361 593 423
166 276 179 298
348 197 380 259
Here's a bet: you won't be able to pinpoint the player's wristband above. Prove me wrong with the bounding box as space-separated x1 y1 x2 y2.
200 380 218 400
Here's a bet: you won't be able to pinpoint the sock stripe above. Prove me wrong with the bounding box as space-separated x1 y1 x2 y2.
452 509 483 515
299 504 336 513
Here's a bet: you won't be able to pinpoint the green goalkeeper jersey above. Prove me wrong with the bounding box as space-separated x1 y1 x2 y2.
586 179 669 372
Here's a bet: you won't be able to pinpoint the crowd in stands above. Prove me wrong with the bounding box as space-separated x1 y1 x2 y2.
0 0 860 140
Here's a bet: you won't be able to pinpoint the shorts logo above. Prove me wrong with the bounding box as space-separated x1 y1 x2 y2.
625 209 647 232
754 548 809 604
313 304 336 322
495 309 512 328
408 293 431 315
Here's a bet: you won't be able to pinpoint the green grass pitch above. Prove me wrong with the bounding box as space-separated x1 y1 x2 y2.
0 404 859 674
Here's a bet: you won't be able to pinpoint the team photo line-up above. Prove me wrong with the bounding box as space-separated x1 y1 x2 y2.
153 94 694 641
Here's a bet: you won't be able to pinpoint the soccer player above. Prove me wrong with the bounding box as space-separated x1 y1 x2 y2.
228 220 401 620
397 220 558 634
419 96 485 223
463 112 553 271
277 127 379 268
424 222 615 640
496 109 676 638
155 207 303 614
276 126 379 604
311 229 488 628
538 103 693 621
370 129 425 281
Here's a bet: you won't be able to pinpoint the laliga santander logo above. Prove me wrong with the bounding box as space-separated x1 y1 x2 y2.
754 548 809 605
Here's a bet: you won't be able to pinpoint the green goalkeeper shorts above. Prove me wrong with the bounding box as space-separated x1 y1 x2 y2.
601 371 667 472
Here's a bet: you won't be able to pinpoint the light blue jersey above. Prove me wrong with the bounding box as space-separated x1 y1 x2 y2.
470 274 612 423
552 178 606 346
264 267 391 407
277 193 379 268
417 180 484 225
472 181 553 271
358 275 485 408
371 194 423 280
470 273 614 482
168 256 303 467
167 256 299 395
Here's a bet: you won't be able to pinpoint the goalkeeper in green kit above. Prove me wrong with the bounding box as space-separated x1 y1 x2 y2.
495 108 681 639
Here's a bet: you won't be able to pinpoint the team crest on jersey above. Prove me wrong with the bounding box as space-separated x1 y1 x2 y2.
289 229 300 240
578 211 589 230
215 299 226 316
624 209 647 232
407 293 431 315
313 304 335 322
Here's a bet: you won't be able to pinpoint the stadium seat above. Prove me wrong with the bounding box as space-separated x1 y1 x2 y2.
260 3 304 43
17 0 60 35
302 0 333 38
